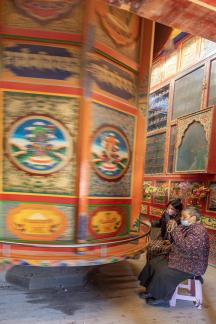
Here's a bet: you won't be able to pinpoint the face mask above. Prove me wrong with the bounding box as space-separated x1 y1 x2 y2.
181 219 190 227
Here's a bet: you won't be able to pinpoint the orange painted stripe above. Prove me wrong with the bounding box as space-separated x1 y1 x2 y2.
92 93 138 115
94 41 138 71
0 82 82 95
0 193 77 204
76 99 91 215
130 112 146 225
88 198 131 204
0 244 76 253
143 174 216 181
0 243 149 261
0 26 83 43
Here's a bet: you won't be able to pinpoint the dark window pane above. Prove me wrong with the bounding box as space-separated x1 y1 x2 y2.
172 66 204 119
147 85 169 132
144 133 166 174
208 182 216 211
168 126 177 173
176 122 208 172
208 60 216 107
201 39 216 59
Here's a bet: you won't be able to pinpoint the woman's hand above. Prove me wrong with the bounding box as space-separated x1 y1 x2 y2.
167 219 177 233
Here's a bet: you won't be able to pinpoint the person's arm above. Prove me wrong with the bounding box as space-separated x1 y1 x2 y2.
152 211 167 228
150 210 166 228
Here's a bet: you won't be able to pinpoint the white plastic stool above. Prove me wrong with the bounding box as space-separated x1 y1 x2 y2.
169 277 203 309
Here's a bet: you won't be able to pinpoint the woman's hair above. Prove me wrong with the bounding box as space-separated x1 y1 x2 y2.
168 198 183 212
182 206 201 221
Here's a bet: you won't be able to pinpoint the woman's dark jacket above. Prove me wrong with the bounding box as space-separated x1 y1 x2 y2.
169 223 209 276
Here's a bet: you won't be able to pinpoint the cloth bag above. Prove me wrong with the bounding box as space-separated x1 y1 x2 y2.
146 239 172 261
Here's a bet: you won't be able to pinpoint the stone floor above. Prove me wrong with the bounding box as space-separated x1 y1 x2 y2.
0 254 215 324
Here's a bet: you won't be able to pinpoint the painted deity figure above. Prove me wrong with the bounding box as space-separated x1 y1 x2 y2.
100 133 121 171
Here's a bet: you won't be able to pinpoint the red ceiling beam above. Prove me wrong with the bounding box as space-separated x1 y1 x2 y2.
107 0 216 42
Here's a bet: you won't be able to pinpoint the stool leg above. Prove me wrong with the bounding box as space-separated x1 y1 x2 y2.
188 279 192 292
169 287 178 307
194 280 202 310
190 279 195 296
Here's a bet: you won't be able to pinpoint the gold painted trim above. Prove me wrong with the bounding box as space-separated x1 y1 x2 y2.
0 192 77 198
0 88 81 98
92 98 137 117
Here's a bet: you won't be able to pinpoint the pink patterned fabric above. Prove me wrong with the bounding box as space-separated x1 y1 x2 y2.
168 223 209 276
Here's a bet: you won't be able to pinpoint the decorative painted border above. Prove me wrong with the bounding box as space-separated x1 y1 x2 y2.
153 181 169 205
87 53 137 104
201 215 216 230
175 109 213 173
1 0 83 43
94 0 140 70
149 206 163 217
0 200 76 243
89 100 136 197
88 203 130 241
6 114 73 175
1 38 81 87
141 204 148 214
207 182 216 212
2 90 79 196
176 109 212 149
6 204 68 241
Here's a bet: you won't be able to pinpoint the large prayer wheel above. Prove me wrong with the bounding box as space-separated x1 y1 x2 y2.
0 0 153 267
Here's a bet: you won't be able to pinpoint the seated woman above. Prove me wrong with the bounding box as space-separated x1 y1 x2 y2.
139 206 209 306
146 198 183 261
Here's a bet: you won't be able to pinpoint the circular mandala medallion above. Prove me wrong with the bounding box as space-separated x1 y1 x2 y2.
7 115 72 175
91 125 130 181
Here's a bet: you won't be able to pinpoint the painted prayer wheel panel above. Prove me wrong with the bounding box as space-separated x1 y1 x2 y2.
0 0 152 267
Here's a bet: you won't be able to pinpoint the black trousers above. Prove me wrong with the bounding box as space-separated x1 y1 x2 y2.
138 256 192 301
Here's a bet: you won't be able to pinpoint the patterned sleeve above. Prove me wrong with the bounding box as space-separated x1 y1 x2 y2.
174 212 181 225
171 225 208 255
